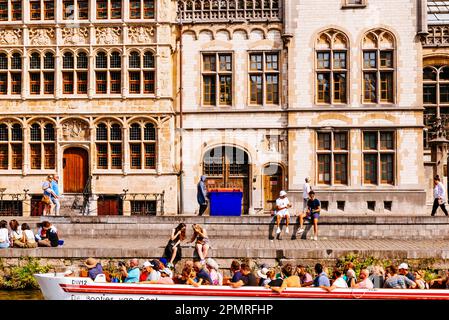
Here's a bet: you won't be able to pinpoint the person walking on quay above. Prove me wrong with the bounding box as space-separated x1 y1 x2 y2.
163 223 186 269
197 175 208 216
189 223 210 264
42 175 57 216
302 177 312 213
431 175 448 216
51 175 61 216
297 190 321 240
275 190 292 235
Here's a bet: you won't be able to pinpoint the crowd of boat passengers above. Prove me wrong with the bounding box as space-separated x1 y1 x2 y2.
78 223 449 291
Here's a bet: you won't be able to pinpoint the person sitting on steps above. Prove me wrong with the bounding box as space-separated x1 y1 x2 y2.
274 190 292 236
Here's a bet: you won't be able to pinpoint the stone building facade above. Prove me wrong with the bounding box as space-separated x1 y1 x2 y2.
0 0 178 216
178 0 426 215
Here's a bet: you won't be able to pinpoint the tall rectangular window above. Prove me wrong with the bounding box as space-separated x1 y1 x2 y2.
317 131 349 185
96 0 122 19
316 47 348 104
363 47 395 104
363 131 395 185
202 53 233 106
249 52 280 105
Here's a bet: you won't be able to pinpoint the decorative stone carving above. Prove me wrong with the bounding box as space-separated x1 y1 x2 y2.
62 119 90 141
158 48 171 95
0 29 22 45
128 26 154 44
29 28 55 46
96 27 121 45
62 27 89 45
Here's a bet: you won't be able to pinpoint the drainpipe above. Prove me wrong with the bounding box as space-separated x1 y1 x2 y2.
417 0 428 37
178 19 184 215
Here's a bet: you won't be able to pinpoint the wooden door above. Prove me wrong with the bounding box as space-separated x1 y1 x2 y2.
97 196 121 216
63 148 88 193
263 164 283 211
203 146 250 214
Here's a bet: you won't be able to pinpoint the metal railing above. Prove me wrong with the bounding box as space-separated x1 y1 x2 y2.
177 0 282 23
122 191 165 216
81 176 92 215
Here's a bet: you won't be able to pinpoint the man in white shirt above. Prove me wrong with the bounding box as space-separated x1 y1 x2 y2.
302 177 312 212
431 175 449 216
321 269 348 292
275 190 292 235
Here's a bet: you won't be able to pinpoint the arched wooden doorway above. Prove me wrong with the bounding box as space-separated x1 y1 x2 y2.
263 163 284 212
203 146 250 214
63 147 89 193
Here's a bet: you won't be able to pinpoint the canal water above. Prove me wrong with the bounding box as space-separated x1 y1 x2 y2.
0 290 44 300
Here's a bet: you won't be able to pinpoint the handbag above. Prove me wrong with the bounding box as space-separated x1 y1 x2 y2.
42 195 51 205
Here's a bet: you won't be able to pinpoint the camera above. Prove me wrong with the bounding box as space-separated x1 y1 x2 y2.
118 261 126 267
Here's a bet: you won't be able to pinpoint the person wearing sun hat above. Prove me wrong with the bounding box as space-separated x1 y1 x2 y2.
257 265 271 286
84 257 104 281
274 190 292 236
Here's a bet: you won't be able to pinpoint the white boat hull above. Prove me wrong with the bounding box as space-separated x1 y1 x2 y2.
34 273 449 300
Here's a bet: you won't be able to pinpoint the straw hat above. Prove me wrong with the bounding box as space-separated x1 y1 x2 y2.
257 267 269 279
84 258 97 269
206 258 219 271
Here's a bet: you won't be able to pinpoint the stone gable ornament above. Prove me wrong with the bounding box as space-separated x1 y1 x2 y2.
128 26 154 44
96 27 121 45
62 120 90 140
0 29 21 45
62 27 89 45
29 28 55 46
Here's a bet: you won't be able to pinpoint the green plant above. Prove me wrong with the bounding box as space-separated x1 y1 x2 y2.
0 258 51 290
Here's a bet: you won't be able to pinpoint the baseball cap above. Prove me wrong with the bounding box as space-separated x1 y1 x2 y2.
279 190 287 197
142 261 154 268
398 263 409 270
257 267 269 279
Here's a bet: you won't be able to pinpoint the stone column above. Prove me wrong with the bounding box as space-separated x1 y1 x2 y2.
123 199 131 216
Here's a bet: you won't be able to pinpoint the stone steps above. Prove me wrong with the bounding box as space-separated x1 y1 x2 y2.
40 215 449 240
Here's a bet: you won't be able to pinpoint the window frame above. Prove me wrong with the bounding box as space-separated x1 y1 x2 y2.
362 31 396 105
129 0 155 19
29 121 55 171
316 130 350 186
128 50 155 95
201 51 234 107
128 120 157 171
315 31 349 105
342 0 367 9
0 51 22 96
0 122 23 171
94 121 123 171
63 0 89 20
0 0 22 21
362 130 396 185
30 0 55 21
29 51 55 96
94 50 122 96
96 0 122 20
248 50 281 107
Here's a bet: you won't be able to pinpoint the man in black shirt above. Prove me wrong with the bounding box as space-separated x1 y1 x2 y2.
297 191 321 241
230 263 258 288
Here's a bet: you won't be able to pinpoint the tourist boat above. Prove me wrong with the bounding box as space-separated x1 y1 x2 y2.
35 273 449 300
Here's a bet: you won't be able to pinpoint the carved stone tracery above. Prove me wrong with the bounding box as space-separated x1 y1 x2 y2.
128 26 154 44
62 27 89 45
96 27 122 45
61 119 90 141
29 28 55 46
0 29 22 45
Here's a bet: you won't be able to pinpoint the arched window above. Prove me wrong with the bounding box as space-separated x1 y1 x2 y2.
62 51 88 94
0 52 22 95
29 122 55 170
0 122 22 170
95 51 121 94
96 0 121 19
362 29 395 104
129 0 154 19
29 52 54 95
315 29 348 104
129 51 155 94
129 121 156 169
95 121 122 169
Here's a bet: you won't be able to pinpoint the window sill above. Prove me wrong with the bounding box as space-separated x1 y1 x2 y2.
341 4 367 9
92 170 124 175
0 169 23 174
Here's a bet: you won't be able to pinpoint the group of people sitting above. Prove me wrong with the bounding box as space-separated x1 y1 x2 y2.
0 219 61 248
79 258 449 292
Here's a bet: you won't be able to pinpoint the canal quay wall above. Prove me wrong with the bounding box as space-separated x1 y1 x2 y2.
1 215 449 274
